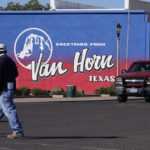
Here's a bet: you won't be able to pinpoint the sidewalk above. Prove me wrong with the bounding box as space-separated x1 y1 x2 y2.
14 95 117 103
14 95 143 103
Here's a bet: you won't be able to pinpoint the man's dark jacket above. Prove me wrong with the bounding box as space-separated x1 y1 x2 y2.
0 54 18 91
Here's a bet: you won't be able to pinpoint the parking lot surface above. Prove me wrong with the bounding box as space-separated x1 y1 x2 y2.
0 98 150 150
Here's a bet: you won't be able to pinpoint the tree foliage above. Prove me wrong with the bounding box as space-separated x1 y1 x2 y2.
0 0 51 11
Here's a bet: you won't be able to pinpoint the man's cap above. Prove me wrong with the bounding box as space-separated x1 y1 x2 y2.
0 44 7 52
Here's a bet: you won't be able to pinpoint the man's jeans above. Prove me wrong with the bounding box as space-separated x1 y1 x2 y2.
0 89 23 134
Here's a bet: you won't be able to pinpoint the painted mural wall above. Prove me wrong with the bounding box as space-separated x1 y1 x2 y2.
0 10 149 93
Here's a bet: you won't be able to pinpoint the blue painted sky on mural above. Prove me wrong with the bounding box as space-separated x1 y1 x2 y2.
0 0 150 8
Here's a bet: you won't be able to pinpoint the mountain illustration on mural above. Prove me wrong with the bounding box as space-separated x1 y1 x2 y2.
17 33 51 59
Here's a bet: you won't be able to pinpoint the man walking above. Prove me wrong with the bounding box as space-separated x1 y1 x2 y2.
0 44 24 139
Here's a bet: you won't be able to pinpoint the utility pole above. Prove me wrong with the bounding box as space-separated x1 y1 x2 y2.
50 0 56 10
125 0 129 9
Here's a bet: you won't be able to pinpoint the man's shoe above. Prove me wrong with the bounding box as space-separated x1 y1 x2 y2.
7 133 24 139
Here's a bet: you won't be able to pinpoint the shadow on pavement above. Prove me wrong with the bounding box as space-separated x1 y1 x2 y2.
23 136 123 140
0 120 8 123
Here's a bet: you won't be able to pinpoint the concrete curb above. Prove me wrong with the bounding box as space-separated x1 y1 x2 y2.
14 95 117 103
14 95 143 103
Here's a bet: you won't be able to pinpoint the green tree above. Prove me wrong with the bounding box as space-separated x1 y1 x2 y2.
23 0 44 10
0 7 4 10
4 2 23 10
0 0 51 11
44 3 51 10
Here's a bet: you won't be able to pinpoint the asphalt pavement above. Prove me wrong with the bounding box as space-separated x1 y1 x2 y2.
0 96 150 150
